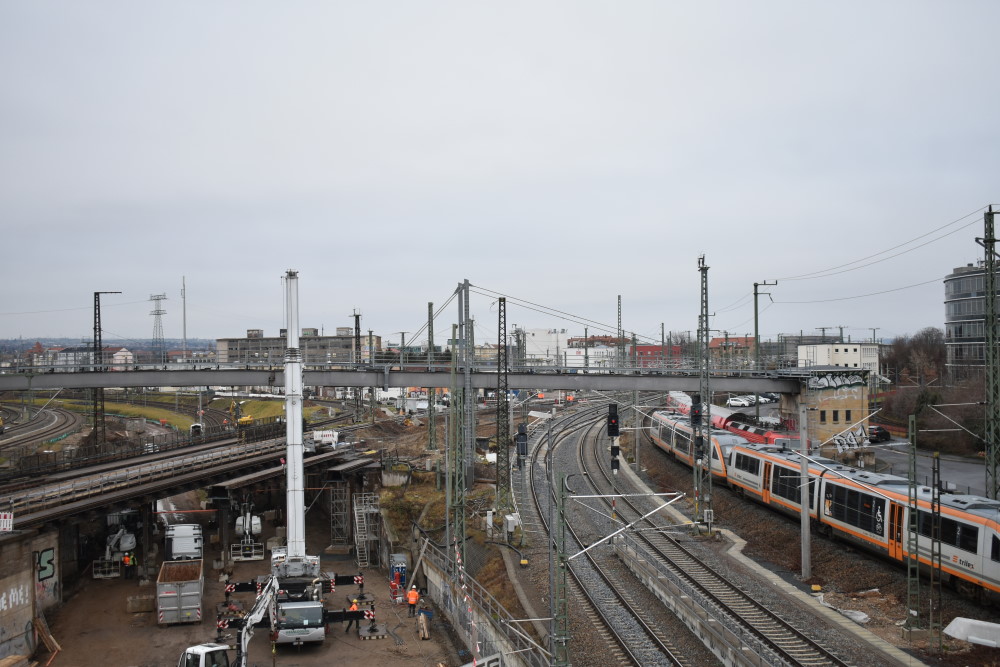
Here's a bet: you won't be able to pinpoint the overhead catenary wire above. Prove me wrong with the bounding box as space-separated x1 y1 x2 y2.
773 277 942 305
776 206 985 282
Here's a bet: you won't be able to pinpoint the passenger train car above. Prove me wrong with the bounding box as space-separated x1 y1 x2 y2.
648 410 749 483
726 441 1000 600
649 415 1000 601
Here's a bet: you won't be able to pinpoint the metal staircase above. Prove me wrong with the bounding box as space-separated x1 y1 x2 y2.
353 493 380 568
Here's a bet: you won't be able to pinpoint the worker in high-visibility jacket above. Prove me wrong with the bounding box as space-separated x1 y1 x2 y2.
346 599 359 633
406 585 420 617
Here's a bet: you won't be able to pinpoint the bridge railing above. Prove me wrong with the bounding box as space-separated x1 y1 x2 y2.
4 439 285 517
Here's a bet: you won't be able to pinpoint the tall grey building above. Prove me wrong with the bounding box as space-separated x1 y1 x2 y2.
944 262 993 377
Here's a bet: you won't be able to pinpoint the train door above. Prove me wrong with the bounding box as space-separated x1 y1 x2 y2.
888 502 905 560
762 462 772 503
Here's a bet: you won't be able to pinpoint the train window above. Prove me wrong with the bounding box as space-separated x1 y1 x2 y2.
734 453 760 475
993 535 1000 562
828 485 885 536
917 511 979 554
773 467 801 504
676 431 691 455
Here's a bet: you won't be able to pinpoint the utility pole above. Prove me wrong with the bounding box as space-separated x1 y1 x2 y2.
368 330 375 424
584 327 589 372
870 327 880 344
92 290 121 446
496 298 511 514
754 280 776 421
615 294 625 369
396 332 409 368
978 206 1000 498
353 310 362 415
427 303 437 451
632 332 639 472
799 404 811 580
694 256 713 529
181 277 187 363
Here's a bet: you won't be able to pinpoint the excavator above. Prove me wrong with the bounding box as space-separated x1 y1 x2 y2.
177 575 278 667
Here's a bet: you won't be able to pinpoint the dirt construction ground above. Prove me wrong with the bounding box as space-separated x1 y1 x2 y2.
39 498 464 667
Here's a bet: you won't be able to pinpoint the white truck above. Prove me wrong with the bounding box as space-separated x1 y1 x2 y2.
165 524 203 560
273 600 327 646
157 559 204 625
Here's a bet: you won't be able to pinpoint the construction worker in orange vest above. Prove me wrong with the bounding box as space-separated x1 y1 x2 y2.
122 552 131 579
406 585 420 617
345 599 359 633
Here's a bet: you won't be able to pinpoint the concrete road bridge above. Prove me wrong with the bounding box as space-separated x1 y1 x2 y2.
0 364 803 394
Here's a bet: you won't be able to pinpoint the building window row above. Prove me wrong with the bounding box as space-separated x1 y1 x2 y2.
945 322 985 340
945 275 986 297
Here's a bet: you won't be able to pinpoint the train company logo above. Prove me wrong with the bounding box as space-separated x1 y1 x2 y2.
952 555 975 570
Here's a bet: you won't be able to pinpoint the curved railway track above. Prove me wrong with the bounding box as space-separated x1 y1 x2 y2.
520 399 852 666
581 412 849 666
524 406 689 666
0 407 83 450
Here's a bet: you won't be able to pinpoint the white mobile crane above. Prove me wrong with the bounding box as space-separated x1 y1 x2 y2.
180 271 327 664
177 575 278 667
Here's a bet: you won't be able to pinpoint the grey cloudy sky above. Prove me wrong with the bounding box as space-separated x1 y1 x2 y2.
2 2 998 349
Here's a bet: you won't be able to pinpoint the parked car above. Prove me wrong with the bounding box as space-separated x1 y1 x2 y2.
726 396 751 408
868 425 891 443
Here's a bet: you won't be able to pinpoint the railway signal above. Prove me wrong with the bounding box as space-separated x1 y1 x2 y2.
607 404 620 437
609 404 620 474
690 394 702 426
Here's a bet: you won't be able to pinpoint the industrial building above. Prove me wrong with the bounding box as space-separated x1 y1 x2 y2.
216 328 382 365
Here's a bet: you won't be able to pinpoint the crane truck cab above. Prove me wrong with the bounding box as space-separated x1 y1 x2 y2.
274 600 326 645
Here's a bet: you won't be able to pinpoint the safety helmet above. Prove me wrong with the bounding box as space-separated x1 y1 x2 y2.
411 585 416 589
352 599 358 603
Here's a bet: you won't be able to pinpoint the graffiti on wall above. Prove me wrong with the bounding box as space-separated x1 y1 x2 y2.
807 373 866 390
833 425 870 451
34 546 59 608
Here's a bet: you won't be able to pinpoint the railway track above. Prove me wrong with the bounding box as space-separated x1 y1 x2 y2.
0 407 83 450
522 406 689 666
577 410 851 666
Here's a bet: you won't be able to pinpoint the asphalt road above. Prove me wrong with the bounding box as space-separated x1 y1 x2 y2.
874 438 989 496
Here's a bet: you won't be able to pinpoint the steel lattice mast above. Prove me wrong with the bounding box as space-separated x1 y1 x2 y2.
981 207 1000 498
92 290 120 445
693 256 713 526
149 293 167 365
427 302 437 451
496 297 512 514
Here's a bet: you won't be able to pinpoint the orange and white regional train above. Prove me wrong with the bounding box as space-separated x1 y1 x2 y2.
649 409 1000 602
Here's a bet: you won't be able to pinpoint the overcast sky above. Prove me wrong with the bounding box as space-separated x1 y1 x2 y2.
2 2 998 349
